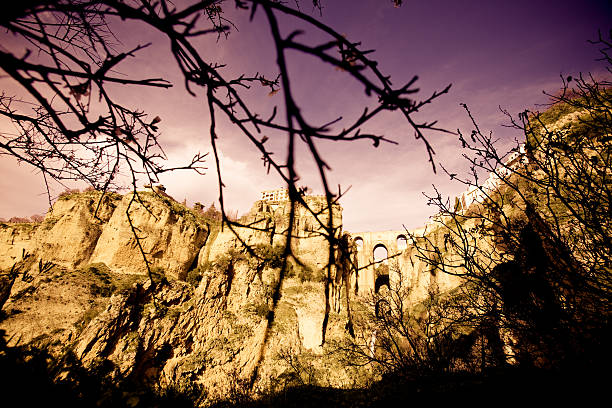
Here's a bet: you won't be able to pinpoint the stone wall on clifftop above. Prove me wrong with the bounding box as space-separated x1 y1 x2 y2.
200 195 342 276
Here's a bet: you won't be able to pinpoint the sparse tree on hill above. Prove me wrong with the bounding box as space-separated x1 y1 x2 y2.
342 31 612 378
408 30 612 371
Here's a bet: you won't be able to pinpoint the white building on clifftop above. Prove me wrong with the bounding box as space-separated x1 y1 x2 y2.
261 188 289 202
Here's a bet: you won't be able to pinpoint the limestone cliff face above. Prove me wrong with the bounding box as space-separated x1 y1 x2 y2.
398 224 465 302
0 223 38 270
35 192 120 269
201 196 342 274
90 193 209 279
0 191 364 401
0 191 209 280
0 192 119 270
1 192 341 284
1 259 365 401
68 265 363 400
0 264 114 347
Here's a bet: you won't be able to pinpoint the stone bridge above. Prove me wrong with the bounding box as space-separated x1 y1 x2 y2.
348 226 461 299
349 230 411 295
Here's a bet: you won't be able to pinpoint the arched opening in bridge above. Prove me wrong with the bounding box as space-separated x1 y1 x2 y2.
354 237 363 252
373 244 388 263
397 235 408 251
375 274 390 294
373 243 390 294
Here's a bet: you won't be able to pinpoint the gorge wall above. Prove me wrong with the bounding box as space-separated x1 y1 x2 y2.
0 188 466 401
0 190 369 399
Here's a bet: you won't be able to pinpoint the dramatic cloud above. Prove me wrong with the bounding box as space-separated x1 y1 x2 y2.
1 0 610 230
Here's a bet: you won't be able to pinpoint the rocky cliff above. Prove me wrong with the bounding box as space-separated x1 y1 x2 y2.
0 190 369 403
89 192 209 279
0 191 121 282
0 191 210 278
201 196 342 276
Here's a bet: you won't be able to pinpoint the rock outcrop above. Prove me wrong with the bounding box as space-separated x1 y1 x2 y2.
0 222 37 270
34 192 120 269
90 193 209 279
0 191 209 279
0 190 366 402
66 263 363 400
201 196 342 274
1 189 478 403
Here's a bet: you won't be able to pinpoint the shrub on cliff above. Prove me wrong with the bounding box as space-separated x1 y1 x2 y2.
409 41 612 372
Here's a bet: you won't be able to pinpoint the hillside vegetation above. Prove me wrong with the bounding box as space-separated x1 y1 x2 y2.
393 85 612 377
0 88 610 406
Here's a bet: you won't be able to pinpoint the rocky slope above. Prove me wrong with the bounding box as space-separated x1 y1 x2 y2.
0 190 370 403
0 190 208 278
89 192 209 279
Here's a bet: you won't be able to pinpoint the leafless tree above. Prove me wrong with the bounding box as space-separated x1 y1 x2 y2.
408 30 612 370
0 0 451 386
337 260 482 376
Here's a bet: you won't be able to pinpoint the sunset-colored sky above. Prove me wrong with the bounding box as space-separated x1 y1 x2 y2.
1 0 610 232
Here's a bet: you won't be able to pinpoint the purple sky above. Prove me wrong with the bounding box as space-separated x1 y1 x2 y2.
1 0 610 231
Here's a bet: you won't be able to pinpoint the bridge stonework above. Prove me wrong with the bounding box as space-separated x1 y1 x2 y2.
349 226 463 301
349 230 411 295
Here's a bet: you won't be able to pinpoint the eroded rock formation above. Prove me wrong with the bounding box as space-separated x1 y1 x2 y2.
1 188 482 402
89 193 209 279
0 190 368 401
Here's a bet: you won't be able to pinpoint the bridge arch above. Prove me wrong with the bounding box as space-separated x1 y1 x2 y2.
397 234 408 251
375 274 390 293
373 243 388 263
354 236 364 252
372 243 390 294
350 229 424 295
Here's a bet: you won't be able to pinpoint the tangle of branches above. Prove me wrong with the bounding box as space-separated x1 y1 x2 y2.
0 0 452 382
